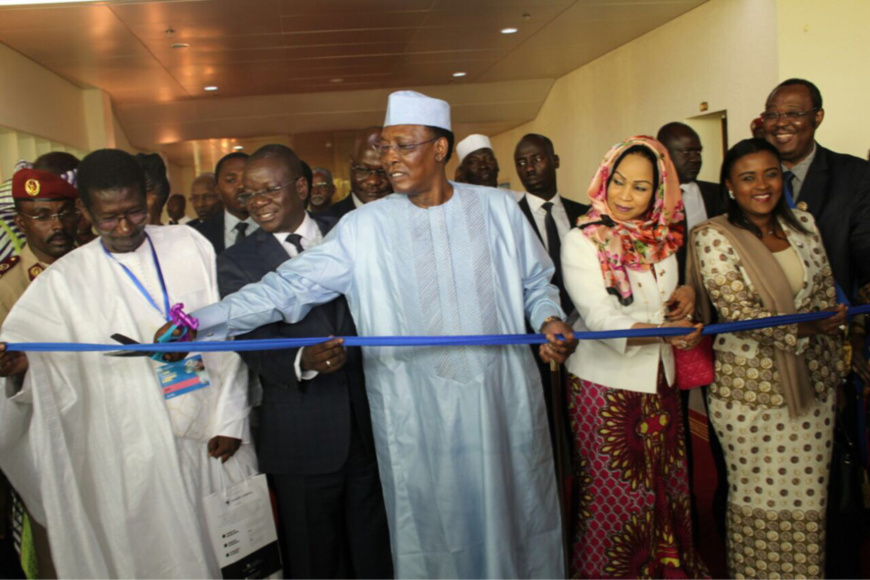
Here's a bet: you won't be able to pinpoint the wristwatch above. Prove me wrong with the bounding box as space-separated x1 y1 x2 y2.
539 316 563 333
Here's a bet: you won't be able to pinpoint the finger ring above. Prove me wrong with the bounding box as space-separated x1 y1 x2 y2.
838 325 846 332
326 360 332 367
686 314 693 321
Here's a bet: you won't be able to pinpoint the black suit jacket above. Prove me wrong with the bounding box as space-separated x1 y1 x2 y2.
677 179 728 283
189 211 225 254
517 194 589 313
322 194 356 221
796 145 870 298
217 216 374 475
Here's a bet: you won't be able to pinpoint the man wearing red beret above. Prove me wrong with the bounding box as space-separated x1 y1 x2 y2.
0 167 78 579
0 168 79 324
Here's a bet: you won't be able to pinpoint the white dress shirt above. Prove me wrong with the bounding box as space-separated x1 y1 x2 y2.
223 211 259 250
520 192 572 251
681 181 709 232
351 193 365 209
273 212 325 381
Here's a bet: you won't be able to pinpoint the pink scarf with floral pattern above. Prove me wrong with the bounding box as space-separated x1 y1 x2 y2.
577 136 685 306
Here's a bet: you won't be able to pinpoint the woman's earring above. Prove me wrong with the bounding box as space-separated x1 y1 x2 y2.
728 190 734 199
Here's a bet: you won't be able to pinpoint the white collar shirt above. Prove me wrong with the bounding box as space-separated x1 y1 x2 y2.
680 181 709 232
522 192 571 251
351 193 365 209
223 211 259 250
272 212 323 258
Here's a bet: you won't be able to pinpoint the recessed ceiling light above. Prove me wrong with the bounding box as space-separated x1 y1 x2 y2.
329 78 344 83
232 145 244 151
171 43 190 49
204 86 218 91
452 72 467 77
501 27 519 34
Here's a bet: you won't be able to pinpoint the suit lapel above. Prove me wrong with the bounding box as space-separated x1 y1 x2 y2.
796 146 829 217
257 229 292 271
518 195 543 242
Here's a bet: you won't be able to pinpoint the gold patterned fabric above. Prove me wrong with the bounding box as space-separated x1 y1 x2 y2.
693 212 846 578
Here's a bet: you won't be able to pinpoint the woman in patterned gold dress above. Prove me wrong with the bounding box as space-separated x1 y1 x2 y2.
688 138 848 579
561 137 708 579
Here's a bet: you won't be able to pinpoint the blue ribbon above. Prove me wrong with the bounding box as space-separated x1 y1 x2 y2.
6 304 869 353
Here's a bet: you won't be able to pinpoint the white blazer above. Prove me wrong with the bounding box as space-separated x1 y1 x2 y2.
561 229 677 394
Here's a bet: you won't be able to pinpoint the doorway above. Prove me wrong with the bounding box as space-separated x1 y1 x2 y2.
685 110 727 184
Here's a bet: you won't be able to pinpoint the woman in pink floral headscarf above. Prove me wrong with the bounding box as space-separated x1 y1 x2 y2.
561 137 707 579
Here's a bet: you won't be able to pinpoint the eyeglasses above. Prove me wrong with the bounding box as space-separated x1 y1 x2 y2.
237 182 293 206
311 182 334 190
373 137 439 157
760 108 819 123
351 165 389 180
18 209 79 223
93 208 148 231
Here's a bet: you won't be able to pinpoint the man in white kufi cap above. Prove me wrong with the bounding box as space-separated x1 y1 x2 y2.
183 90 576 578
455 133 502 188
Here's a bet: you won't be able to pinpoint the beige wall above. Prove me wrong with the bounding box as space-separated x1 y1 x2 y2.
490 0 779 202
777 0 870 159
0 43 88 152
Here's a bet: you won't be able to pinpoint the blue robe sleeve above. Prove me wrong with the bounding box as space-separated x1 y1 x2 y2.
507 195 564 330
195 217 357 340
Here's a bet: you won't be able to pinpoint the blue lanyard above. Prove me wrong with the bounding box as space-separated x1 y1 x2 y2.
101 234 171 320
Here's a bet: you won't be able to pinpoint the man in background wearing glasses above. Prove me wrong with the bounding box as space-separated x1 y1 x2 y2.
0 166 78 579
325 126 393 220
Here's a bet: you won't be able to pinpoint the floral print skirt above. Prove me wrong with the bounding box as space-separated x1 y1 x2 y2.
566 372 708 579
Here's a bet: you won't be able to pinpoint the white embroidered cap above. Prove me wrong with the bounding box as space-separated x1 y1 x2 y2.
383 90 451 131
456 134 493 164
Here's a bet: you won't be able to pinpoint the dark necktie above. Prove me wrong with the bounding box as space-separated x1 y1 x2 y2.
285 233 305 255
233 221 249 245
782 170 797 208
542 201 572 314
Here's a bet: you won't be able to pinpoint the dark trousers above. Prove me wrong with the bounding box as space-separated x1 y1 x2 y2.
270 422 393 579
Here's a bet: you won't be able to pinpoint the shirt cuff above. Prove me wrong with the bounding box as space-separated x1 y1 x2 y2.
192 303 230 341
295 348 318 381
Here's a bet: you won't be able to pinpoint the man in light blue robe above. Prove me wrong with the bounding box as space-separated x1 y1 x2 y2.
181 91 578 578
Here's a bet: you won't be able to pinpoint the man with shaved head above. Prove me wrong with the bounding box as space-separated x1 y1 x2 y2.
326 126 393 220
657 121 729 545
657 122 726 240
514 133 588 464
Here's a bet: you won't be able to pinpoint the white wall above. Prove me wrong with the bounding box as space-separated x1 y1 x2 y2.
777 0 870 159
490 0 779 201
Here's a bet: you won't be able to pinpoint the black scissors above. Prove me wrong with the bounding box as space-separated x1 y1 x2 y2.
104 333 157 358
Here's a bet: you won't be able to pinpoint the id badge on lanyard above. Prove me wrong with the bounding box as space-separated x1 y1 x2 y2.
103 234 209 398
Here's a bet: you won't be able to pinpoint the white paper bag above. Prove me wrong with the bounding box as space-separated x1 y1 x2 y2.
203 465 282 579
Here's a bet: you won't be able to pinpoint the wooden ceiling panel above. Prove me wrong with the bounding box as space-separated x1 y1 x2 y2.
280 28 416 47
280 11 428 33
278 0 435 17
0 0 708 167
0 4 111 30
110 0 285 35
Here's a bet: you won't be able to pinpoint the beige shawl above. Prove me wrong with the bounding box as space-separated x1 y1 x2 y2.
687 215 813 417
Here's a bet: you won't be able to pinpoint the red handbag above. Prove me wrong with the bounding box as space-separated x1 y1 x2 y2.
673 335 715 390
